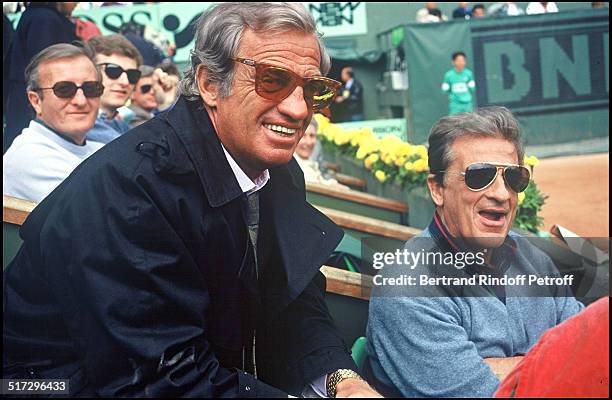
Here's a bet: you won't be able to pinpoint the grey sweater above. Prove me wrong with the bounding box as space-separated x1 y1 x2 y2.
364 225 584 398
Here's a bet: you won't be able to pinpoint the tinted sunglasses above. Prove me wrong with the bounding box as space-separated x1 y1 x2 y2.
36 81 105 99
232 58 341 111
140 84 153 94
98 63 141 84
441 162 531 193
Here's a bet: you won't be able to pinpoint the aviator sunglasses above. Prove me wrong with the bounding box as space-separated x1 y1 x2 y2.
232 58 341 111
35 81 105 98
438 162 531 193
98 63 141 84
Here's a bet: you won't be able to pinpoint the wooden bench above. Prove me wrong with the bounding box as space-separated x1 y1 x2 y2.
334 173 367 191
306 182 408 224
3 195 36 268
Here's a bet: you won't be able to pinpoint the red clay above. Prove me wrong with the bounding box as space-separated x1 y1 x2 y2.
532 153 609 241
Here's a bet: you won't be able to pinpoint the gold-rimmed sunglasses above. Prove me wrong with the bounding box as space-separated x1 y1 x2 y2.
436 162 531 193
231 58 341 111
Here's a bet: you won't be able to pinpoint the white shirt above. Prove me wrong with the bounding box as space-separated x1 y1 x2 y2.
221 145 269 194
526 2 558 14
3 120 104 203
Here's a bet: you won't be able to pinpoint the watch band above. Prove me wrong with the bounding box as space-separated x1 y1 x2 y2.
326 369 363 398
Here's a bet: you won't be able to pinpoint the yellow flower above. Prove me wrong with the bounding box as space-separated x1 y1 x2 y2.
412 158 429 172
356 147 369 160
524 155 539 168
364 154 379 170
404 161 415 171
414 145 428 159
375 170 387 183
518 192 526 205
383 153 394 166
394 156 407 167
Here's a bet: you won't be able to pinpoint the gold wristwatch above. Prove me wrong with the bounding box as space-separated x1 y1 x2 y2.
326 369 363 398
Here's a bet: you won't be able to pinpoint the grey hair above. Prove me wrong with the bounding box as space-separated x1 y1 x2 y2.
428 106 524 186
26 42 102 98
138 65 155 78
180 2 331 100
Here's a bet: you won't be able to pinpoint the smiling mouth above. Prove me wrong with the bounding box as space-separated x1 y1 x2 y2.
263 123 298 137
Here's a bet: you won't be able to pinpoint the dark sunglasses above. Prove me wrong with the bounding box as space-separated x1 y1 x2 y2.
231 58 341 111
98 63 141 84
440 162 531 193
36 81 105 99
140 84 153 94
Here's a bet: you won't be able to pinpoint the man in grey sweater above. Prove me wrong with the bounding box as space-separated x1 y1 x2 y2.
365 107 583 397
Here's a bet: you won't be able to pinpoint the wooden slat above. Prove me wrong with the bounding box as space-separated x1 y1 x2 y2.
321 161 341 173
3 195 37 225
335 173 367 190
317 205 420 241
321 265 372 300
306 182 408 213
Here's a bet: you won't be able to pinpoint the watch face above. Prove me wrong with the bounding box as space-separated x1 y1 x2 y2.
343 90 350 98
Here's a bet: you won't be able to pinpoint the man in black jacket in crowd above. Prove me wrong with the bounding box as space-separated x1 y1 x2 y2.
3 3 380 398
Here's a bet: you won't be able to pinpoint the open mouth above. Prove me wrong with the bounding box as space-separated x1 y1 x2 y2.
263 123 298 137
478 209 508 225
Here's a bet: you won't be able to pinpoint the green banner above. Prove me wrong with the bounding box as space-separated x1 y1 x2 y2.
8 2 368 64
402 9 609 145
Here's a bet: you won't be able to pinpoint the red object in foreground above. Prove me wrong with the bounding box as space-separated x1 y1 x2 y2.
496 296 609 398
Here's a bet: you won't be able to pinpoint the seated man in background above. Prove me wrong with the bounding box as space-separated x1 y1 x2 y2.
294 118 348 189
365 107 584 397
3 43 104 203
86 34 143 144
127 65 158 127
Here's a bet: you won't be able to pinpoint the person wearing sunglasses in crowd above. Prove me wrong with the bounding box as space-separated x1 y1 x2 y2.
3 43 104 203
86 34 143 144
3 3 381 398
127 65 159 128
365 107 584 397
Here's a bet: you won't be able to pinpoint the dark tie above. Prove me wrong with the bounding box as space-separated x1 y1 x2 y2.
245 190 260 277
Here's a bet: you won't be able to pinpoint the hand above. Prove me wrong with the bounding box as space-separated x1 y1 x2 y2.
153 68 179 93
335 378 383 398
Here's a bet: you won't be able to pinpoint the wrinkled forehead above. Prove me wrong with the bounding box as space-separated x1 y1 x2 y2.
450 135 519 168
38 55 98 85
238 28 322 77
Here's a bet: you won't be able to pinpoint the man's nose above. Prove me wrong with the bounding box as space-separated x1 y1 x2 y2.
277 85 309 121
71 87 89 106
486 168 512 202
117 71 130 86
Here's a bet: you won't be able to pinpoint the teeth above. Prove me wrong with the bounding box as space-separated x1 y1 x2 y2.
264 124 296 135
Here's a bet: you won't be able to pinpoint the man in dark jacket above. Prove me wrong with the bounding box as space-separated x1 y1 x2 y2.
334 67 364 122
3 3 380 398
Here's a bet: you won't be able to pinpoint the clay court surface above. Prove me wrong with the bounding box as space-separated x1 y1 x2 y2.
532 153 609 240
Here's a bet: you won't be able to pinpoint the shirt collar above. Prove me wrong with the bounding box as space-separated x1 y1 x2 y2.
35 119 86 146
98 109 119 120
221 144 270 195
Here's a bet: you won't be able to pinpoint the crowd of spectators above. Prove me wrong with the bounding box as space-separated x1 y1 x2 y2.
3 2 181 203
416 2 566 23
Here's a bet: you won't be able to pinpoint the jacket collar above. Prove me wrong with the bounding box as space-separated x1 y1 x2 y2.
164 96 335 306
164 96 245 207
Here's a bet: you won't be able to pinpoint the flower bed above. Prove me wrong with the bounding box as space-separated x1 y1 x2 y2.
315 115 546 233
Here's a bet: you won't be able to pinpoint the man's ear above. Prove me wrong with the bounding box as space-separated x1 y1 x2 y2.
27 90 43 118
427 174 444 208
196 64 219 107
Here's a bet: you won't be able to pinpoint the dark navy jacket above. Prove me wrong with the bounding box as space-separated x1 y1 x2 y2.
3 96 356 396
